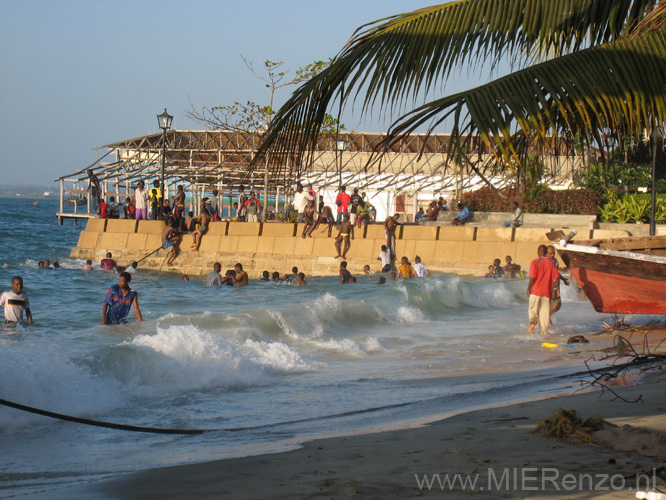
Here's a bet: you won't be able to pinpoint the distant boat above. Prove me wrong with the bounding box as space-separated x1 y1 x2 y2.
549 231 666 314
64 194 87 206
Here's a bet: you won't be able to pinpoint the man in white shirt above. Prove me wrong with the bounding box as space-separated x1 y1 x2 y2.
293 183 314 223
504 201 524 227
412 256 431 277
0 276 33 323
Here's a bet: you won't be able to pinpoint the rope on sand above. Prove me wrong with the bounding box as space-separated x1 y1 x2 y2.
0 398 206 435
531 408 603 443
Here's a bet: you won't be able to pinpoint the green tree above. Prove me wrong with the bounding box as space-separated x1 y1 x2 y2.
254 0 666 192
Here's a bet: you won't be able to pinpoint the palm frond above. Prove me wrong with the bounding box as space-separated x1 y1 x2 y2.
252 0 663 173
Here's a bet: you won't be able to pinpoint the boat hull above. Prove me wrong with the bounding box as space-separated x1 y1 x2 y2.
558 247 666 314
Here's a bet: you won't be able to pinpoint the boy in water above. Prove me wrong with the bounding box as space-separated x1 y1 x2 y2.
100 252 118 271
296 272 307 286
398 256 416 279
161 218 180 266
334 214 354 259
1 276 33 324
339 261 353 284
233 263 248 286
101 272 142 325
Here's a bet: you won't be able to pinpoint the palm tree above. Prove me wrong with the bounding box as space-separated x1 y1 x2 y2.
253 0 665 188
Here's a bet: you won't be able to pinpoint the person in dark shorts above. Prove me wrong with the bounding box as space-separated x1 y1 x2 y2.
101 272 142 325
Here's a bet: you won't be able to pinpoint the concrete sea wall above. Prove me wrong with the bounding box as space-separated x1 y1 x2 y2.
70 218 630 277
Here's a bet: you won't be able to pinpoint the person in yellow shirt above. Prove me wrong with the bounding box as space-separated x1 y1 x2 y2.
398 256 416 279
233 263 248 286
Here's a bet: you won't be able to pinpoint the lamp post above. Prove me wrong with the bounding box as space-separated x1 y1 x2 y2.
335 138 348 190
157 108 173 207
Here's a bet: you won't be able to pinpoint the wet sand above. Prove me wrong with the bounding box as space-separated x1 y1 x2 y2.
56 364 665 500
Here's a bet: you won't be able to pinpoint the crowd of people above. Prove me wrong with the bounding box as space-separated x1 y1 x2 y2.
2 241 571 334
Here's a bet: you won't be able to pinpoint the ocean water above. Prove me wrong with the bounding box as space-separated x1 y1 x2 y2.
0 197 630 497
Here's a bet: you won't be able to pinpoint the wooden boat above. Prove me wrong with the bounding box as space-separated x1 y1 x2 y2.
64 194 87 206
548 231 666 314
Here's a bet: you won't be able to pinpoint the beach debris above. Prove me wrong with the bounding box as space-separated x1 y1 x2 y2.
531 409 602 443
567 335 589 344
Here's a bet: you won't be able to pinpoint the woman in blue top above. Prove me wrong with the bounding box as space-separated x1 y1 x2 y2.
102 272 143 325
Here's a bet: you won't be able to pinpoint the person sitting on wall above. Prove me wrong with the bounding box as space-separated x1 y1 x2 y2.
503 201 524 228
314 205 336 237
426 201 440 221
451 202 470 226
414 207 424 222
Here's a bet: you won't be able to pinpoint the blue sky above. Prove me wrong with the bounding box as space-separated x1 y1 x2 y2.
0 0 456 186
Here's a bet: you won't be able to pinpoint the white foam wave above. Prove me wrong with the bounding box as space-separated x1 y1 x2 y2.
0 339 125 428
124 324 316 391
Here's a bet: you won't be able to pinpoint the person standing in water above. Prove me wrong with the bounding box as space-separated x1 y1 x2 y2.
1 276 33 324
101 272 142 325
526 245 559 335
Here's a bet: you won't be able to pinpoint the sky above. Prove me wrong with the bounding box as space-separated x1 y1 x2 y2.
0 0 457 186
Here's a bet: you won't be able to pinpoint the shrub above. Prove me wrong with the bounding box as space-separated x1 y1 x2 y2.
459 186 602 214
524 188 602 215
598 192 666 223
460 187 517 212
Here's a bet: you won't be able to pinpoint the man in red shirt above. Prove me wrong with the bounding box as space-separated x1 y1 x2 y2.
526 245 560 335
335 186 351 224
100 252 118 271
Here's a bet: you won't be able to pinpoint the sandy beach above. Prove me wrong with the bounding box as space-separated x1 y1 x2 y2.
53 363 665 500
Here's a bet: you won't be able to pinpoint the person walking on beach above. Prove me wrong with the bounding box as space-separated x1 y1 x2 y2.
1 276 33 324
102 272 142 325
383 214 400 259
334 214 354 259
161 219 179 266
86 169 102 216
133 180 149 220
526 245 560 335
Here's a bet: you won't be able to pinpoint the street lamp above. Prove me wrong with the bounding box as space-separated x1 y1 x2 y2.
335 138 348 190
157 108 173 207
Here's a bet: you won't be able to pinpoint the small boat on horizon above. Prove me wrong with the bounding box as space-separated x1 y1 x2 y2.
64 194 87 206
549 231 666 315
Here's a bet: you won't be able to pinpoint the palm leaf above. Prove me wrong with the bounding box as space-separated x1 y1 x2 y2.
252 0 663 174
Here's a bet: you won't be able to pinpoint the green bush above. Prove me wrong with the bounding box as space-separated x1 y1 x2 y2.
459 187 516 212
459 187 602 214
598 192 666 223
523 188 602 215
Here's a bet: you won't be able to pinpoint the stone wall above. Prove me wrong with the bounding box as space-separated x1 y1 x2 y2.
70 219 630 277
